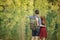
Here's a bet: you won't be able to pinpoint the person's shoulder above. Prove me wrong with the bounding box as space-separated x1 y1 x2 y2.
29 16 33 18
35 16 40 18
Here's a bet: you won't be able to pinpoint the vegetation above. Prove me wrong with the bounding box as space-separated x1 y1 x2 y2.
0 0 60 40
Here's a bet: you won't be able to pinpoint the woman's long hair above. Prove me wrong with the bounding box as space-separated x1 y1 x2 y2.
40 16 46 25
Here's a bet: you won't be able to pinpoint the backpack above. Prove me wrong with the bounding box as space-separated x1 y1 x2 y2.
30 16 37 30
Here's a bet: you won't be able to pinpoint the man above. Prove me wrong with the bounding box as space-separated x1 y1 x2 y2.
29 10 41 40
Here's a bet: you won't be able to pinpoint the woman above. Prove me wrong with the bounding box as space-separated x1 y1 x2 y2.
39 16 47 40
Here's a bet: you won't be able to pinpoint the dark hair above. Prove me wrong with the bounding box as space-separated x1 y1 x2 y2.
35 10 39 14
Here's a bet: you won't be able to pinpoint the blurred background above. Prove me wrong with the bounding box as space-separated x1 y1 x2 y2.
0 0 60 40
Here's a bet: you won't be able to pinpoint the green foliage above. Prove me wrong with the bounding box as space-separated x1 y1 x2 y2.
0 0 60 40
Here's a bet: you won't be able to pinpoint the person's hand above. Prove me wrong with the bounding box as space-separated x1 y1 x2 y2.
40 24 46 27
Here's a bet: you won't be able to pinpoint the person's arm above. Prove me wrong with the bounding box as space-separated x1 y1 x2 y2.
40 18 46 27
36 17 39 26
36 17 45 27
40 24 46 27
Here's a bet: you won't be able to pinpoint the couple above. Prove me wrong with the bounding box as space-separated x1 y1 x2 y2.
29 10 47 40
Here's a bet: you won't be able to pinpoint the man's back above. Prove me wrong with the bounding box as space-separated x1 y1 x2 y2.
29 15 41 30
